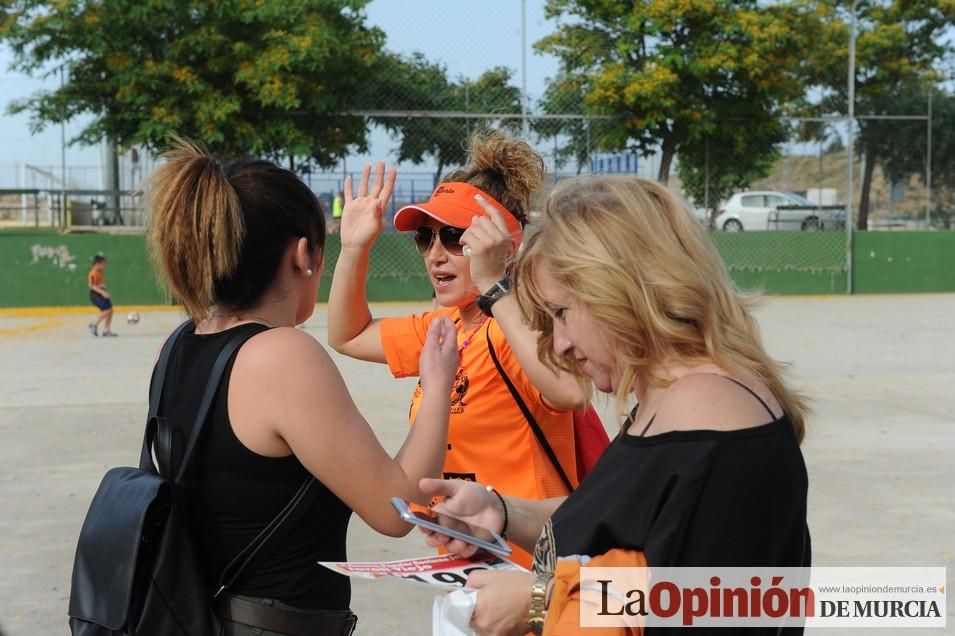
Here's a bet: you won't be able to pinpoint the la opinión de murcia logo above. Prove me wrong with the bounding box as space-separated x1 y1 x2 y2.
577 566 947 628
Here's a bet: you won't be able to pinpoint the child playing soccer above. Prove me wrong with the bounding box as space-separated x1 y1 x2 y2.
87 255 117 337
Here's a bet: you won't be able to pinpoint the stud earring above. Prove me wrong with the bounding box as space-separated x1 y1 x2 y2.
305 268 313 278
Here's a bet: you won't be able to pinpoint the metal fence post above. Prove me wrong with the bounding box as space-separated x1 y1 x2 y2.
926 87 933 228
845 0 858 294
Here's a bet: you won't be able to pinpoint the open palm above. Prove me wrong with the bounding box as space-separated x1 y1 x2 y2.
340 161 397 250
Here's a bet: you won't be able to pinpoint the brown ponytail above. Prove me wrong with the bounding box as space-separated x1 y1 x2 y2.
145 137 245 320
443 128 545 225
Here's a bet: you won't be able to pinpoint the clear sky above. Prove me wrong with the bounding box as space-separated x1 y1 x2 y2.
0 1 561 187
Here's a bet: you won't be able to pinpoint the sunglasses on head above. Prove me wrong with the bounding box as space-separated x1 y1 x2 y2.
413 226 467 256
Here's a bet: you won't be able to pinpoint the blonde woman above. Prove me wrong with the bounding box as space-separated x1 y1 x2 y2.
420 176 811 635
329 130 584 567
145 139 459 634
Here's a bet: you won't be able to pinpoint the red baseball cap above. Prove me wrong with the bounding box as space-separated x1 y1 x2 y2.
393 182 523 238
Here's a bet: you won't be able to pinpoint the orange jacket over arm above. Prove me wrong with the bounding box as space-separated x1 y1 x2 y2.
544 549 647 636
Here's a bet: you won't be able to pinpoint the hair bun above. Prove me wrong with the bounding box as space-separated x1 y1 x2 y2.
467 128 545 217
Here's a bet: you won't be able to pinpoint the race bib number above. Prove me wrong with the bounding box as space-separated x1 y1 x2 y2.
319 553 519 589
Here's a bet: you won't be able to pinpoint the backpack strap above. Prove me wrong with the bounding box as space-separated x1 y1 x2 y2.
174 325 263 483
214 477 317 597
485 322 575 494
140 320 194 473
148 321 193 418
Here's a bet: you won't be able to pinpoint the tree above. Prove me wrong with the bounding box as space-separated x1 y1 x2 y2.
0 0 385 169
532 73 618 175
533 74 588 173
535 0 816 184
805 1 955 229
925 90 955 192
676 121 786 222
370 54 522 184
920 89 955 228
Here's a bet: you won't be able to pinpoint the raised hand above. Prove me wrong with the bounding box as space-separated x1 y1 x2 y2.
461 195 517 293
340 161 397 251
418 316 460 396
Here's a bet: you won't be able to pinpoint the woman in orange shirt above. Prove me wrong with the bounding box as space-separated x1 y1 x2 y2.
328 130 585 567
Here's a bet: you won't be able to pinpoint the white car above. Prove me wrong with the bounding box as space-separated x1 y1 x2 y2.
714 191 846 231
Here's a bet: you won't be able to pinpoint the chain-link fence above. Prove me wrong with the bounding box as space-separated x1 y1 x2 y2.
0 189 144 228
0 114 928 296
3 2 949 296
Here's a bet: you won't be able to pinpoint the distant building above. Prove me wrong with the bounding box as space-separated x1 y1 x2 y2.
590 152 640 176
805 188 838 205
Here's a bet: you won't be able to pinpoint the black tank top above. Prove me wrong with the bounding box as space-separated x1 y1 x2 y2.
154 323 352 608
533 378 810 635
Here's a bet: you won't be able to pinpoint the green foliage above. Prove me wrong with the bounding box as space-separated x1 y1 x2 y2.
808 0 953 101
926 90 955 193
0 0 383 168
536 0 816 183
805 0 955 228
531 73 617 174
372 53 522 183
676 121 786 218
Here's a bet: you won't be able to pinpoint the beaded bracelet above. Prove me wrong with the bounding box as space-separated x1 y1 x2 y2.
485 484 509 540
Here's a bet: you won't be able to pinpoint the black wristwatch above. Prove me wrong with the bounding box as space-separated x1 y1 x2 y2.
476 276 513 317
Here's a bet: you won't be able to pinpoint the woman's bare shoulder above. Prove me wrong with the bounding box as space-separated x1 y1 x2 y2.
652 370 782 434
233 326 338 378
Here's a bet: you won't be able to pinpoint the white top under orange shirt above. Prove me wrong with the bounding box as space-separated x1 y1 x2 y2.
380 308 576 567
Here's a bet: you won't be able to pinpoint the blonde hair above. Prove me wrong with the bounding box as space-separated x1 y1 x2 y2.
515 176 807 443
145 137 325 320
443 128 545 225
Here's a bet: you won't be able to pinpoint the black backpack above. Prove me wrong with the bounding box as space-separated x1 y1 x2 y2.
68 321 316 635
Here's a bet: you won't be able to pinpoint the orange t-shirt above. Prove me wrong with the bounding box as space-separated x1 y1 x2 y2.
88 268 105 290
380 308 577 567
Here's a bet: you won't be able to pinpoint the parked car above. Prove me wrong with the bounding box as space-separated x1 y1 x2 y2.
715 191 846 231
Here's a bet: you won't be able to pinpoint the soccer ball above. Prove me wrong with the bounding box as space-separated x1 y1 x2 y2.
126 311 141 325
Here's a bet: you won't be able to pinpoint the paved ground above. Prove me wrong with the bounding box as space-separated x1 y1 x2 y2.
1 296 953 635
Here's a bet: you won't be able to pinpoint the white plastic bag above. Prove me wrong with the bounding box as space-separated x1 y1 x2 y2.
432 587 479 636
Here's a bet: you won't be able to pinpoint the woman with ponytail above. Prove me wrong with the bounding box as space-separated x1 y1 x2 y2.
328 129 584 567
145 138 460 634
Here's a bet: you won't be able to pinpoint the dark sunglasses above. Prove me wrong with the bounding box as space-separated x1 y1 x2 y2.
413 226 467 256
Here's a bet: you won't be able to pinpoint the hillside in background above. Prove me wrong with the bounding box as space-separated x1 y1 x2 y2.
751 149 944 220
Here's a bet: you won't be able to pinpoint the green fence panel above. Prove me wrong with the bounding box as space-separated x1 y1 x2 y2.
0 231 433 308
853 232 955 293
317 233 433 302
3 229 953 308
0 231 167 307
710 231 847 295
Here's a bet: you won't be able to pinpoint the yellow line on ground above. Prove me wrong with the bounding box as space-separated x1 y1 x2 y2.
0 301 432 318
0 318 62 337
0 305 177 317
